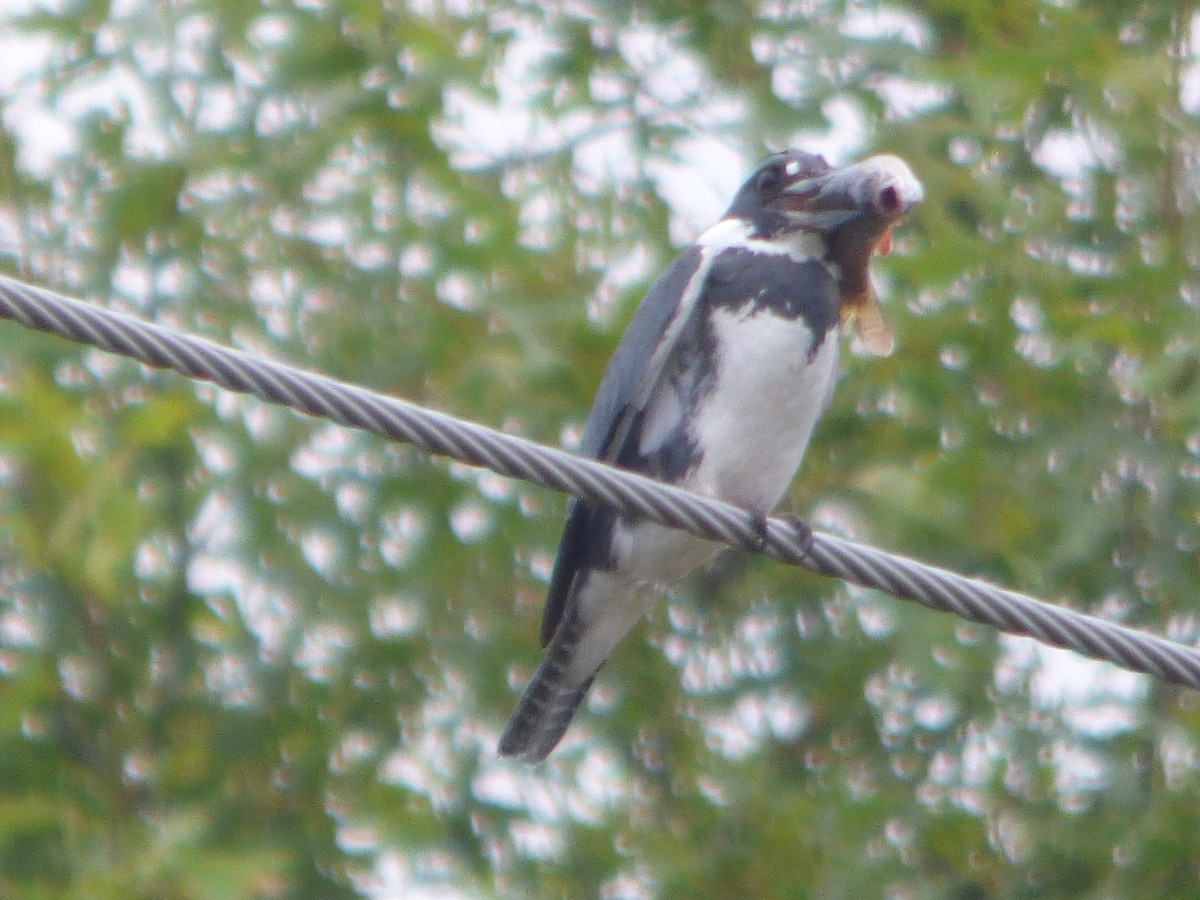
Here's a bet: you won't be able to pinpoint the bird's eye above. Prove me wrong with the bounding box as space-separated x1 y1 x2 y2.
757 165 784 194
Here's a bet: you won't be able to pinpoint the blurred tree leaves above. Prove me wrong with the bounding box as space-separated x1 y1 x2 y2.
0 0 1197 897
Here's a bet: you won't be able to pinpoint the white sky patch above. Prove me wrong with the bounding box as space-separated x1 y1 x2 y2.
437 25 598 169
0 29 53 93
571 127 641 195
449 500 493 543
247 12 295 49
0 26 74 174
305 213 353 247
437 17 755 253
789 95 869 166
841 4 934 50
440 83 556 168
363 849 473 900
63 64 172 158
291 423 361 478
1185 11 1200 114
1032 129 1100 181
187 552 245 597
1179 63 1200 114
1003 635 1147 740
300 527 343 579
192 93 242 138
870 75 953 120
617 25 708 108
0 3 193 171
588 239 657 324
645 137 749 241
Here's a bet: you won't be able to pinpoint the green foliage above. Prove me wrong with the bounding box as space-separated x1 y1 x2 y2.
0 1 1197 896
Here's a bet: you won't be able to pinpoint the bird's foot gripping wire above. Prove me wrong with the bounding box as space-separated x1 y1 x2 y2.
749 511 814 558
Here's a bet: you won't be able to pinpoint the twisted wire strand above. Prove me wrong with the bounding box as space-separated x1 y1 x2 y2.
0 274 1197 689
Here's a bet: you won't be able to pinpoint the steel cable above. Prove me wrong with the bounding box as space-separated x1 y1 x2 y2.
0 274 1196 689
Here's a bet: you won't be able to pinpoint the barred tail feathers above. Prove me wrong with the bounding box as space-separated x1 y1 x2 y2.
498 613 596 763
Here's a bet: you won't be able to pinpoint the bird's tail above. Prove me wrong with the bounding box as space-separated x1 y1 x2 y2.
498 613 596 763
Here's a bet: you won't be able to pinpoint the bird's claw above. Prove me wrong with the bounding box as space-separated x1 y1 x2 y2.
748 512 814 557
779 514 814 558
749 511 771 552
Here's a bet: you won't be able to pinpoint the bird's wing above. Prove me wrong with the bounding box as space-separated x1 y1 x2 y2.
539 244 711 646
578 245 709 461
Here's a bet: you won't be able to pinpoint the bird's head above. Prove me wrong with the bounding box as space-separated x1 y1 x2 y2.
726 150 923 354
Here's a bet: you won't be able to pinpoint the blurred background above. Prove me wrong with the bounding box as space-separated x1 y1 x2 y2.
0 1 1197 896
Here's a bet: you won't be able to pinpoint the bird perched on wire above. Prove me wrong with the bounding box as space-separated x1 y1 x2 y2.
499 150 923 762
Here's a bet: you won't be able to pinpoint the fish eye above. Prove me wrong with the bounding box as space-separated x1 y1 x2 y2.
876 184 901 215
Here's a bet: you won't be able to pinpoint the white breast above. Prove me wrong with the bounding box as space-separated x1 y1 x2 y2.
685 308 840 511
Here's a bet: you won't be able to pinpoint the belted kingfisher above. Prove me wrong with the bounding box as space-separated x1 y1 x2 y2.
499 150 923 762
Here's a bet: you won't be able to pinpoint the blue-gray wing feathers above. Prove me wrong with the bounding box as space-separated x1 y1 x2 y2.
539 246 707 646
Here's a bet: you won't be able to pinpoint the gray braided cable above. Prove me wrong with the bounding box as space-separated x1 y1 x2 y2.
0 274 1197 689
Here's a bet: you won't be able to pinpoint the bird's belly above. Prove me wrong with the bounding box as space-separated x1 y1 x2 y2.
570 522 717 680
687 311 839 511
611 518 720 584
569 313 838 678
